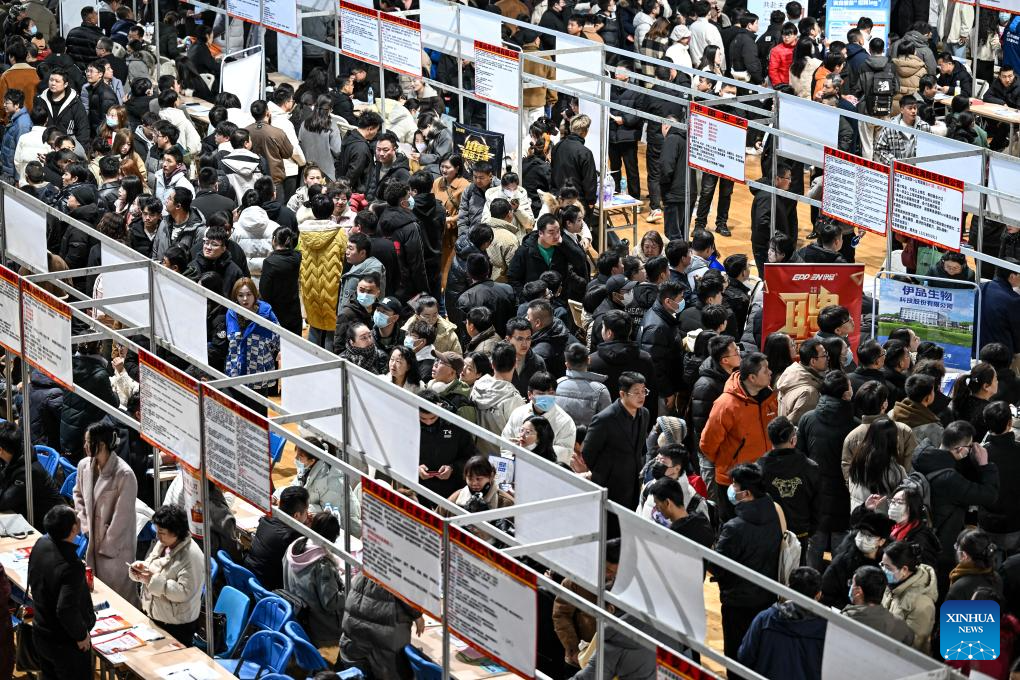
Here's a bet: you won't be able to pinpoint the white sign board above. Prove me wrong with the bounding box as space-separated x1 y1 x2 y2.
152 268 209 367
915 133 982 213
613 511 708 643
280 339 342 442
100 242 149 327
687 102 747 184
361 477 443 617
891 162 965 252
60 0 95 41
449 526 537 679
202 386 272 514
380 14 423 78
181 465 205 539
0 265 21 355
555 35 601 94
340 0 380 65
419 0 457 53
262 0 298 35
777 93 840 165
579 98 604 175
21 281 72 388
821 146 891 235
987 153 1020 224
347 369 420 485
3 191 48 274
138 351 201 470
227 0 261 24
822 624 932 680
474 41 520 111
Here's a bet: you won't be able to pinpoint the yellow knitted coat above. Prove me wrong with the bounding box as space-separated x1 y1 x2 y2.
298 219 348 331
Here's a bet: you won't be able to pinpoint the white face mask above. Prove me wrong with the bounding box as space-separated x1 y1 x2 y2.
415 141 427 153
855 533 881 554
887 503 906 523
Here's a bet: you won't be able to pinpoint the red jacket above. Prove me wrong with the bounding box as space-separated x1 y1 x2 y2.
699 372 778 485
769 42 795 85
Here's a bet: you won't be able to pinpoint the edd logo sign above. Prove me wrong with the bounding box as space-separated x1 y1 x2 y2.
940 600 1000 661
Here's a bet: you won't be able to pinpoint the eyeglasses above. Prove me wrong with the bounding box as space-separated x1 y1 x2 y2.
626 388 650 397
888 498 906 507
721 352 740 360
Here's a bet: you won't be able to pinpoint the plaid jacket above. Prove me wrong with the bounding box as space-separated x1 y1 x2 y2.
874 115 932 166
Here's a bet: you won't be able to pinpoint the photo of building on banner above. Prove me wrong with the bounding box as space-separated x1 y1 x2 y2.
762 263 865 348
877 279 975 370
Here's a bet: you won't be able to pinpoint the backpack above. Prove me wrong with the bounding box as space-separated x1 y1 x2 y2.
688 494 720 535
865 65 897 117
777 529 803 585
900 467 954 524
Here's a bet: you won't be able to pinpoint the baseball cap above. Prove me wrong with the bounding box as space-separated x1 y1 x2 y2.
606 274 637 294
432 350 465 374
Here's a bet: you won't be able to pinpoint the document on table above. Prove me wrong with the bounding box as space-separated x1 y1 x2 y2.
157 662 221 680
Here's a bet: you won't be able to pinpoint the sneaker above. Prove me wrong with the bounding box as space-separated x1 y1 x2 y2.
716 225 732 237
647 208 663 223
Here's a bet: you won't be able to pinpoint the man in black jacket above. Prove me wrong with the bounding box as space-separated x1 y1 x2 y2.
27 505 96 680
65 6 103 72
192 167 237 218
728 13 765 84
977 401 1020 553
410 171 444 300
551 114 598 210
722 255 753 338
589 310 658 416
750 164 795 276
645 67 689 226
336 111 381 193
648 476 715 548
245 486 309 590
527 298 573 379
757 416 820 555
379 182 429 302
936 51 973 97
608 65 645 201
36 68 90 144
538 0 567 50
582 371 650 537
0 423 64 529
659 116 692 241
365 132 410 204
457 253 516 340
638 280 684 410
507 214 588 302
183 225 243 297
848 339 889 396
982 65 1020 150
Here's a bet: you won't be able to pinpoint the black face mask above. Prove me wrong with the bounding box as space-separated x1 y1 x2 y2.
649 461 668 480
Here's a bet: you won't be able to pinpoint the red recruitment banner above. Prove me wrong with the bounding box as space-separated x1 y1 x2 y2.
0 264 22 356
820 146 891 236
656 646 720 680
761 263 865 350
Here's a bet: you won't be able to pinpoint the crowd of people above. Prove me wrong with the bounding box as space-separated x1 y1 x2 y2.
0 0 1020 678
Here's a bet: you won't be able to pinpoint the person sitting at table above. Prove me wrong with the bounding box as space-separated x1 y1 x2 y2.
282 512 345 647
129 503 204 647
982 65 1020 150
186 25 219 97
27 505 96 680
0 421 65 530
73 419 140 606
245 485 309 590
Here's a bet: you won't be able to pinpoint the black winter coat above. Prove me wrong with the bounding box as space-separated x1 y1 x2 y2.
848 366 888 397
259 248 302 337
714 495 782 608
419 417 476 500
36 90 90 143
820 536 880 607
262 201 298 231
638 301 683 395
551 133 597 206
797 396 858 533
27 369 64 448
659 128 689 204
531 318 572 379
757 446 821 538
244 516 301 590
609 85 646 144
27 536 96 645
582 400 649 511
985 77 1020 107
588 341 659 417
85 81 118 131
368 235 401 298
378 206 429 301
512 350 547 397
750 187 786 255
411 192 445 276
59 353 119 457
979 432 1020 535
881 366 908 405
796 243 847 264
365 155 411 203
507 231 588 302
65 22 104 71
446 234 483 327
690 357 729 442
723 279 752 339
728 27 764 84
457 279 516 339
336 130 373 193
0 449 65 529
522 154 551 216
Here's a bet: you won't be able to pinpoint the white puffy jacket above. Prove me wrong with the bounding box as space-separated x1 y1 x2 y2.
232 205 279 283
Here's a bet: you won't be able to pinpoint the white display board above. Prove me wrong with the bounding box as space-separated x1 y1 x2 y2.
448 526 537 679
100 242 149 327
687 102 747 184
226 0 261 23
458 6 502 60
474 41 521 111
746 0 787 35
138 350 201 470
21 281 72 388
347 369 420 485
220 48 264 112
915 133 982 213
821 146 891 235
60 0 95 40
340 0 380 65
0 265 21 355
280 338 342 442
261 0 298 35
822 625 931 680
987 153 1020 224
579 98 604 175
777 93 840 165
152 268 209 367
360 477 443 617
613 511 707 643
202 385 272 514
419 0 458 54
891 162 965 252
380 13 423 78
555 36 601 94
3 191 48 274
488 105 519 166
514 456 600 588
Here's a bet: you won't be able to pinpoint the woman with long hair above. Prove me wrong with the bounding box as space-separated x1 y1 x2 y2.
789 36 822 98
114 174 144 222
97 105 128 146
225 277 280 416
460 352 492 388
886 484 940 568
639 17 671 77
763 332 797 387
113 128 148 185
634 230 664 262
432 154 469 275
297 95 343 181
945 361 997 440
948 528 1003 601
259 227 302 337
511 415 558 463
694 44 723 93
387 345 422 393
848 416 907 512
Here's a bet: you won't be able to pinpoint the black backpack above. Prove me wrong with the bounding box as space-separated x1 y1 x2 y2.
866 65 897 117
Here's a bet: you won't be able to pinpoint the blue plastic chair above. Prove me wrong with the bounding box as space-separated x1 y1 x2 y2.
404 645 442 680
216 549 259 598
73 533 87 559
244 595 292 634
247 577 273 602
195 585 251 657
56 455 76 480
270 432 286 464
59 471 77 501
33 446 59 477
214 631 293 680
282 620 329 673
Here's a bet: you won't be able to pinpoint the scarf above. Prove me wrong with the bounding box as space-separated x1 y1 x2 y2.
890 520 917 543
343 344 382 372
949 561 995 585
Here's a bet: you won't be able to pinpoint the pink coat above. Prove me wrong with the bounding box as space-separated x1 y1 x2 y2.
74 454 139 606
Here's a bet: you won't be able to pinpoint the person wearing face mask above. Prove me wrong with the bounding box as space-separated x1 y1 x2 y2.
338 233 386 313
333 272 381 356
372 296 405 351
841 565 915 646
292 438 355 519
483 171 534 234
589 274 635 354
819 510 894 607
502 371 577 464
880 540 938 652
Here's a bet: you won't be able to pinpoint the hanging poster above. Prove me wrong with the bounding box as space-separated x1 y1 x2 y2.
687 102 748 184
452 121 505 177
380 13 423 78
448 525 538 679
201 386 272 513
474 41 521 110
3 191 48 274
761 263 865 349
340 0 380 65
891 162 965 252
821 146 890 235
181 464 205 539
656 647 720 680
21 280 72 388
138 350 201 469
0 265 21 355
226 0 261 24
262 0 299 36
877 279 975 370
826 0 890 43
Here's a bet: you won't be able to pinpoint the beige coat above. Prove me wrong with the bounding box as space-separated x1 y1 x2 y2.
74 453 140 606
841 414 917 481
482 217 524 283
483 185 534 234
775 361 822 426
882 563 938 652
789 57 822 98
131 535 204 625
401 315 462 354
892 55 927 115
